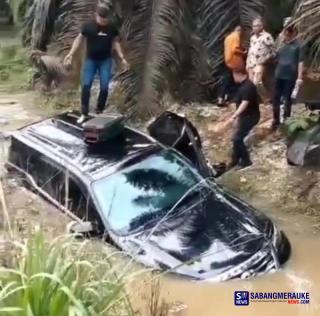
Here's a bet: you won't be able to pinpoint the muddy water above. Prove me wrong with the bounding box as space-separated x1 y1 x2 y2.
1 91 320 315
160 205 320 316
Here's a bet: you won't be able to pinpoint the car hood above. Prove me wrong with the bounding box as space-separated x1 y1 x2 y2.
112 184 289 281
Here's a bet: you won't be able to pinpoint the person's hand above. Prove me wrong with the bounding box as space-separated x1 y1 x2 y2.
121 58 129 70
63 54 73 67
227 115 237 126
296 78 303 86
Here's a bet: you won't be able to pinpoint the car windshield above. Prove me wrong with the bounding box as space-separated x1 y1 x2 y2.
92 150 201 235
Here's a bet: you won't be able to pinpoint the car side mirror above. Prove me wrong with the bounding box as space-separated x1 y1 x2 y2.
66 221 95 234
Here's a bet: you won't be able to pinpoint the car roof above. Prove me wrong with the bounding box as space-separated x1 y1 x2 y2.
12 112 163 181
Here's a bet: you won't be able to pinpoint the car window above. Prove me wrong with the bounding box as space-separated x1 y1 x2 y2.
66 176 89 219
92 149 201 235
27 154 65 203
66 176 104 233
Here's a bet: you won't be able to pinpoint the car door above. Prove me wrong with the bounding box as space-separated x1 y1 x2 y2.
147 111 213 177
66 176 104 234
27 153 65 204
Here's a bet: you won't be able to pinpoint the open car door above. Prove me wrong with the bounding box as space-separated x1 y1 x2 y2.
287 124 320 170
147 111 223 178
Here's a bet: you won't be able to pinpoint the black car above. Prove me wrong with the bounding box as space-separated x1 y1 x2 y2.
6 111 291 281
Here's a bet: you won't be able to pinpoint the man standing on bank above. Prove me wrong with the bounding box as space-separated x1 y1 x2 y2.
64 6 129 124
271 19 305 130
217 25 246 107
227 70 260 169
247 17 275 101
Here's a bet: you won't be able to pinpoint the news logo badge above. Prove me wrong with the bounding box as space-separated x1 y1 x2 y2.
234 291 250 306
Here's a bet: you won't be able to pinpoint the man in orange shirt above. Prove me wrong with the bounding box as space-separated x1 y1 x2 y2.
218 26 246 107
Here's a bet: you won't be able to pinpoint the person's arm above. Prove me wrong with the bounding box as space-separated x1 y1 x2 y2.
297 44 305 82
113 37 129 69
64 34 84 64
259 33 276 65
298 62 304 82
231 101 249 120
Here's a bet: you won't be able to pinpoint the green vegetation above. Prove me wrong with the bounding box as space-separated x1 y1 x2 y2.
0 39 33 91
0 231 135 315
8 0 26 25
284 115 320 137
21 0 319 118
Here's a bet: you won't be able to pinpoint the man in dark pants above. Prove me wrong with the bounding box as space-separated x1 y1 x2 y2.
227 70 260 169
271 22 304 130
64 6 128 124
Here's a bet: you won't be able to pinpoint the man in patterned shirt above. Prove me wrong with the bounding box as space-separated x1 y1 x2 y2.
247 17 276 99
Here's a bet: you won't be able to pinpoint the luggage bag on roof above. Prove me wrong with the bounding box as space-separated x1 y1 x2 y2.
82 114 124 144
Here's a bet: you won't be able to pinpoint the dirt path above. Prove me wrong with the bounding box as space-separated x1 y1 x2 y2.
0 90 69 265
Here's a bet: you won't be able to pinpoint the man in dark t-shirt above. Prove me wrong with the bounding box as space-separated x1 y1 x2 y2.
64 6 129 123
271 22 304 130
227 70 260 169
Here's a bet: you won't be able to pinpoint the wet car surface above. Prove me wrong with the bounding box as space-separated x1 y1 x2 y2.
6 111 291 281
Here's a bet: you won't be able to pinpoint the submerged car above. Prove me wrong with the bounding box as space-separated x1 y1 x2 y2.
6 111 291 281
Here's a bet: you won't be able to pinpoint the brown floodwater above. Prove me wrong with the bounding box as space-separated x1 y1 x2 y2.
160 209 320 316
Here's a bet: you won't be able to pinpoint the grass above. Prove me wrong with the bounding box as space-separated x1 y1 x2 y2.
0 183 172 316
0 30 33 92
0 231 135 315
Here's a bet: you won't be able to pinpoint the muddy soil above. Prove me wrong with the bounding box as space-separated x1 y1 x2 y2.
0 91 69 267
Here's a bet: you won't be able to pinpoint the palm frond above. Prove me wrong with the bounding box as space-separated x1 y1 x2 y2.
198 0 265 65
30 0 57 50
117 0 212 116
47 0 99 57
23 0 267 118
293 0 320 67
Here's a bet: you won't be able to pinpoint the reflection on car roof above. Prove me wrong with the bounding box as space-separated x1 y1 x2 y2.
16 112 160 179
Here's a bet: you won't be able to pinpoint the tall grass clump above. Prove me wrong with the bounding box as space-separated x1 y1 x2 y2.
0 231 134 315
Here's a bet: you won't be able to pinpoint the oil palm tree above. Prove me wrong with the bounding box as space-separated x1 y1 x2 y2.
293 0 320 68
23 0 267 117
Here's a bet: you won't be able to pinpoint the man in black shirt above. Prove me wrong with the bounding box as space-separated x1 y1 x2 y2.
64 6 128 123
271 21 304 130
227 70 260 169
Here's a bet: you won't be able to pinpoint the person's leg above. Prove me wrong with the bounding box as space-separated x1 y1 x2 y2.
225 70 236 102
233 116 259 167
253 65 263 85
230 120 241 167
97 58 112 113
271 78 284 129
254 64 269 102
248 67 255 82
283 79 296 121
218 71 230 106
81 59 97 116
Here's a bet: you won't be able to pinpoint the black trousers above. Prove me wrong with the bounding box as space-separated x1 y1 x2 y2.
272 77 296 124
218 69 237 102
232 115 260 165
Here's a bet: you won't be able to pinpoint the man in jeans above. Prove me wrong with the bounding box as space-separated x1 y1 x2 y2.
64 6 128 123
227 70 260 169
271 21 304 130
